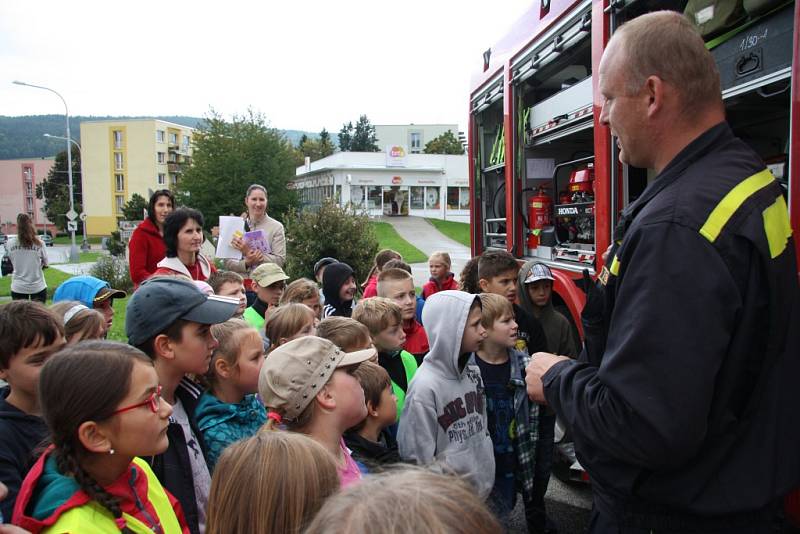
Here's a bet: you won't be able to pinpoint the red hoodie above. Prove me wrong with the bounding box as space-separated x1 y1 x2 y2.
128 218 166 288
403 319 429 364
421 273 459 299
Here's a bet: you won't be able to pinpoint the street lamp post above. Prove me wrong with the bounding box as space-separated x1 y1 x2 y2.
13 81 79 262
43 134 89 251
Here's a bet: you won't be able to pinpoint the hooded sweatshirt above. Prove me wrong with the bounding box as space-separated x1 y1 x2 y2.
128 218 167 288
421 272 458 299
397 290 495 499
13 447 187 534
194 392 266 472
0 387 48 520
517 261 578 357
322 262 355 318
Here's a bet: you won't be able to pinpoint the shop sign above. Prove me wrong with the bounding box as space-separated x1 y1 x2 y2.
386 145 407 167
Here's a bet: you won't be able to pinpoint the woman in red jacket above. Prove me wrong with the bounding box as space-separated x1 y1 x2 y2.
128 189 175 287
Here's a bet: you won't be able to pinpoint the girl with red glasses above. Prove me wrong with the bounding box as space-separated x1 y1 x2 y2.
13 341 188 533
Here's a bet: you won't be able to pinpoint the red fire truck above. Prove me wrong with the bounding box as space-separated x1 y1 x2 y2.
468 0 799 339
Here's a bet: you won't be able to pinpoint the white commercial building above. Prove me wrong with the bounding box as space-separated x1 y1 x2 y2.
292 149 470 223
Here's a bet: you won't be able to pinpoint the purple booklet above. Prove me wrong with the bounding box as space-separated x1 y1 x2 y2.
244 230 271 255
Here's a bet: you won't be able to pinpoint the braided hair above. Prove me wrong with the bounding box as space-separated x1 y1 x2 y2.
39 340 152 533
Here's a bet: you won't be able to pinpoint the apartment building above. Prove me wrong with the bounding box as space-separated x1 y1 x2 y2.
374 124 462 154
80 119 194 235
0 158 55 235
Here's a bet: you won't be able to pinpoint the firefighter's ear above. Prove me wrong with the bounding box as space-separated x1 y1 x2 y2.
645 75 664 117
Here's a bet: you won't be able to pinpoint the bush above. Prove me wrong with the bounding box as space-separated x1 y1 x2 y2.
106 231 126 257
284 200 378 283
89 256 134 294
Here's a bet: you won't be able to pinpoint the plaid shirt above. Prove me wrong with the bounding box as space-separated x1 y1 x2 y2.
509 348 539 502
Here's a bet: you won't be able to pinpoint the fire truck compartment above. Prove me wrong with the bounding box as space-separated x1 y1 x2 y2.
528 76 593 142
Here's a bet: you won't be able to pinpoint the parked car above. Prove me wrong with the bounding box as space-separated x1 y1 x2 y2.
39 233 53 246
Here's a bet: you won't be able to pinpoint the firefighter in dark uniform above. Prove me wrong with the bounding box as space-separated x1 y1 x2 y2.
525 11 800 533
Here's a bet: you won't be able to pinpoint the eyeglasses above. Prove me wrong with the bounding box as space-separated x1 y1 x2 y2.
112 385 162 415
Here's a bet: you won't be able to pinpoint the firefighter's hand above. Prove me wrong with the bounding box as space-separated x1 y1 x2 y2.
581 269 604 326
526 352 570 404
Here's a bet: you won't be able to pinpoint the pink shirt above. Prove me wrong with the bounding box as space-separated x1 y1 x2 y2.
338 439 363 488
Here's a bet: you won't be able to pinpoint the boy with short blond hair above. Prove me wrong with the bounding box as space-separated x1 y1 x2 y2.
476 293 549 530
398 290 494 499
477 250 547 356
0 301 66 519
316 316 373 352
422 251 458 299
353 298 418 419
377 268 429 364
343 361 401 469
207 270 247 318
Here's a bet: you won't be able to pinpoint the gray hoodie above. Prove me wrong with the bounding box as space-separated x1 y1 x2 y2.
397 290 495 499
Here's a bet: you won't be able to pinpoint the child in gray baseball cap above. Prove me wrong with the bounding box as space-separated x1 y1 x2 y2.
126 276 238 534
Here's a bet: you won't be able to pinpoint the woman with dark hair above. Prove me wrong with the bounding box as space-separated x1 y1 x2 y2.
7 213 48 302
153 207 216 281
128 189 175 287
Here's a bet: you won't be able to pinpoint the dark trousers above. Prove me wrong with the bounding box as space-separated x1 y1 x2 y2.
526 411 557 533
11 288 47 303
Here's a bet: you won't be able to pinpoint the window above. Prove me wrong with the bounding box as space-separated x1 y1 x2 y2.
350 186 365 208
156 130 165 143
115 174 125 192
182 135 190 148
26 197 33 211
158 173 166 185
410 186 424 209
170 174 178 186
447 187 470 210
410 132 422 153
426 186 440 209
23 167 32 180
367 186 382 209
113 130 123 149
157 152 166 164
25 182 33 196
169 132 178 145
114 152 124 170
115 195 125 214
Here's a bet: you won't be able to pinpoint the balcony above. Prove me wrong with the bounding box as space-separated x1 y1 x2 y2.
167 163 182 173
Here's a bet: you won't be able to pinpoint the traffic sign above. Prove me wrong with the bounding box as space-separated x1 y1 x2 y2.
67 221 78 232
66 209 78 221
79 212 87 221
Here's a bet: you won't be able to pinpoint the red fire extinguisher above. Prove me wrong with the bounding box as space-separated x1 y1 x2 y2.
527 186 552 249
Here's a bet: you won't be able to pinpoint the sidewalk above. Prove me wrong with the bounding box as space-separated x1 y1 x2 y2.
375 216 471 287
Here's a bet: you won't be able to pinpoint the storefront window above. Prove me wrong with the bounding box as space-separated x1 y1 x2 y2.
367 186 382 209
410 186 424 209
447 187 470 210
426 187 440 210
350 186 365 208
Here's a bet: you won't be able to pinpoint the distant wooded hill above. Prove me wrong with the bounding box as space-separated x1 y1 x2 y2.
0 115 319 159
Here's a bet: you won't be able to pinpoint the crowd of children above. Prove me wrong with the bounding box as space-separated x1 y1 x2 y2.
0 207 582 533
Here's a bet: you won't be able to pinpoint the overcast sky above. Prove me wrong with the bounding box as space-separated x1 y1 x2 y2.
0 1 531 134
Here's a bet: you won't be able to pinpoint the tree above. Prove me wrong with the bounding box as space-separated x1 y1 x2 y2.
350 115 380 152
35 145 82 231
296 128 337 164
177 109 299 229
338 121 353 152
284 199 378 283
424 130 465 155
121 193 147 221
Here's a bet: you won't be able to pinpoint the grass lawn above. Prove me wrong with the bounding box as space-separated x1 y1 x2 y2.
78 251 104 263
107 296 129 342
369 222 427 264
0 269 73 300
53 236 104 245
425 218 471 248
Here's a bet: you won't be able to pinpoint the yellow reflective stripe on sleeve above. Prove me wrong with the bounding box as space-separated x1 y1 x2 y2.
763 195 793 258
699 169 775 243
609 256 621 276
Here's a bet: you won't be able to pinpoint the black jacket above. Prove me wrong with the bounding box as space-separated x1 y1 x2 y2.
343 429 401 470
144 378 208 534
0 387 48 520
543 123 800 528
322 262 355 318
